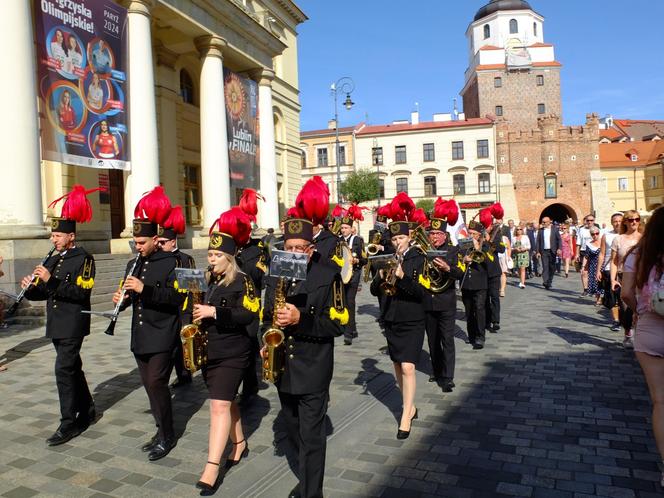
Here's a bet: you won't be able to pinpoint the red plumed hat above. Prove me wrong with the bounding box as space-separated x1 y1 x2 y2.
161 205 186 236
347 203 368 222
48 184 103 232
489 202 505 220
479 208 493 229
209 206 252 247
293 175 330 225
134 186 172 224
409 207 429 228
433 197 448 219
376 204 392 219
238 188 264 223
390 192 415 220
331 204 344 218
446 201 459 227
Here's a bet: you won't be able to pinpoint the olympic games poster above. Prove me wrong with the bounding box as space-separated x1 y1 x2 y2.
224 68 260 196
34 0 129 171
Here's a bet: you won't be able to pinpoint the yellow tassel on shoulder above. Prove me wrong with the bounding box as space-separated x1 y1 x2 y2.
331 254 344 267
182 296 188 311
487 253 495 262
259 307 264 322
329 307 349 325
174 279 188 294
457 261 467 272
76 275 94 289
243 294 260 313
418 274 431 289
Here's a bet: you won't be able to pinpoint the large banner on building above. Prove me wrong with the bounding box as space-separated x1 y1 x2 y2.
34 0 129 171
224 68 259 197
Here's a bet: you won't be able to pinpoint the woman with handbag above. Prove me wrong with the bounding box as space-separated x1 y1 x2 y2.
621 205 664 488
512 227 531 288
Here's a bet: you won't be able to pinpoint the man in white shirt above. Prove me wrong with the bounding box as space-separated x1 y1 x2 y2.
575 214 596 295
536 217 562 290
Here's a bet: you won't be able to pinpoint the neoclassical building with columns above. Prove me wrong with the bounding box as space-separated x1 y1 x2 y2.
0 0 306 279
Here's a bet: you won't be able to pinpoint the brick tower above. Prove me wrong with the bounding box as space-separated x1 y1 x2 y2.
461 0 611 223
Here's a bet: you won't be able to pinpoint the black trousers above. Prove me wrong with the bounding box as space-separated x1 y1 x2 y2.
461 289 487 346
343 274 361 338
278 389 329 498
52 337 93 431
424 308 456 380
135 351 174 440
528 250 539 275
485 275 501 327
172 341 191 381
540 249 556 287
241 318 260 395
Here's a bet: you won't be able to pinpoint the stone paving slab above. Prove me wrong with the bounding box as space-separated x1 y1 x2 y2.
0 273 661 497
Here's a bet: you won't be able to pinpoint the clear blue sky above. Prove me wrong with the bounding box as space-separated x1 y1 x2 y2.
296 0 664 132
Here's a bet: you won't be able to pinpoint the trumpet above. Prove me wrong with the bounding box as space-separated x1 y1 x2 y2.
364 232 382 282
379 254 403 296
410 226 453 293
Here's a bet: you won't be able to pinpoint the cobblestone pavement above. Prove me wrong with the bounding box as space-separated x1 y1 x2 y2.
0 273 661 497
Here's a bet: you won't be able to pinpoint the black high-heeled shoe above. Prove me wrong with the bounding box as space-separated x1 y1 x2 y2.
196 461 220 494
224 439 249 469
396 408 418 440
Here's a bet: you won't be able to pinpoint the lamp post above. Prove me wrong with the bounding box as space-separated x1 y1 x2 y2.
373 137 380 208
331 77 355 203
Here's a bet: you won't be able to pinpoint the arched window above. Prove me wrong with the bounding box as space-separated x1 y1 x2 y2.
509 19 518 34
483 24 490 39
533 22 538 37
180 69 195 105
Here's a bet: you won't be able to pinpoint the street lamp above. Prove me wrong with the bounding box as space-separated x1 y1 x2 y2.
331 77 355 203
373 137 380 208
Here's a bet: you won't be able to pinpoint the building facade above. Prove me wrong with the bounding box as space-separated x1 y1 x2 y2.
1 0 306 278
462 0 611 224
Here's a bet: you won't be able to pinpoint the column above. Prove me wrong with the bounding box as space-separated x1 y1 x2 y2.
0 0 47 239
257 69 280 230
196 36 230 232
123 0 160 235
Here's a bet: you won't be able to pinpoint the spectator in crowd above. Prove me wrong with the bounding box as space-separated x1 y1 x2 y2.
620 206 664 488
611 209 643 349
512 226 531 288
536 217 562 290
526 221 539 278
560 223 574 278
598 213 623 330
575 214 596 295
584 227 603 305
497 231 512 297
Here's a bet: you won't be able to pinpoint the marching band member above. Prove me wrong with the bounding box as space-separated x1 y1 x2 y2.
370 194 427 439
194 207 259 494
368 205 394 330
484 204 506 334
20 186 97 446
261 182 348 498
113 186 185 461
157 205 196 389
339 203 367 345
422 199 464 392
460 219 490 350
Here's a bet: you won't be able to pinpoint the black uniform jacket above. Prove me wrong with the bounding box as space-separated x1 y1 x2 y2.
370 248 426 323
173 248 196 325
262 258 345 395
237 240 267 291
460 242 489 291
201 272 257 362
25 246 95 339
313 228 342 273
422 244 464 311
121 250 186 355
486 227 506 278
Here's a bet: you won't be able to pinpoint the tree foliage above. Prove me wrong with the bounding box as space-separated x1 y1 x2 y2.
415 198 435 215
339 168 380 204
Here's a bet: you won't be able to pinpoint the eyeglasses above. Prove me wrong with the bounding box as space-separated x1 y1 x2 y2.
586 219 595 222
284 244 311 253
626 217 640 223
591 232 600 236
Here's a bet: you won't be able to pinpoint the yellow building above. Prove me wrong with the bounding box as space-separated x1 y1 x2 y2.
599 140 664 214
1 0 307 273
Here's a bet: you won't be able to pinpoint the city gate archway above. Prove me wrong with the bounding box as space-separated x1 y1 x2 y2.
539 203 576 223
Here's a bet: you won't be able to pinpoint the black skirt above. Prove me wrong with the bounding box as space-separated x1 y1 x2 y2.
384 320 425 364
202 358 247 401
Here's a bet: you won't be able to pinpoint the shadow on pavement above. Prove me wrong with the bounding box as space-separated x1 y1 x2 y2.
0 336 51 366
550 309 609 327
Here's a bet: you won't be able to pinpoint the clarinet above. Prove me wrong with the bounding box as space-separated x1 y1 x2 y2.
104 255 141 336
7 247 56 316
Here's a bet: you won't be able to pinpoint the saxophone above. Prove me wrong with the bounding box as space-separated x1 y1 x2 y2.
262 278 287 383
180 278 208 373
364 231 382 282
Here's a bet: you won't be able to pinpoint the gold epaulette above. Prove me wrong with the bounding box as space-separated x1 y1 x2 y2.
418 273 431 289
457 260 467 272
242 276 260 313
329 278 348 325
331 254 344 267
76 256 95 289
486 252 495 262
256 252 267 273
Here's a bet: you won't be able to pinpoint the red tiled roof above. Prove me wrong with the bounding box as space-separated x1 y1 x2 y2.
479 45 501 50
528 42 553 47
606 119 664 142
301 123 364 138
356 118 494 136
599 140 664 168
599 128 625 140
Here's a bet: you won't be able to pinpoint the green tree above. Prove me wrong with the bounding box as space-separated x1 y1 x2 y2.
415 198 435 215
339 168 379 203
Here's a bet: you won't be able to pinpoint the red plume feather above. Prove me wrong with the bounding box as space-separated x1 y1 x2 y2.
293 176 330 225
216 207 252 246
446 201 459 227
490 202 505 220
286 206 302 219
390 192 415 219
48 184 104 223
163 205 186 234
409 208 430 228
376 204 391 219
331 204 343 218
433 197 448 219
348 203 366 221
238 189 264 222
134 186 172 224
479 208 493 229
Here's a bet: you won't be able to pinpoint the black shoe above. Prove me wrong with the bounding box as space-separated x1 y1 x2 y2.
170 376 192 389
46 427 80 446
196 461 220 495
610 321 621 332
428 375 440 383
141 432 160 452
351 331 358 338
343 338 352 345
224 440 249 469
472 343 484 350
544 284 551 290
148 438 176 461
397 408 418 439
492 323 500 331
288 484 302 498
442 380 455 393
581 290 588 296
76 404 97 431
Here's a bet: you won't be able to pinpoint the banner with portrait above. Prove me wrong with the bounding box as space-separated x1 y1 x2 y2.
224 68 259 196
34 0 129 170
